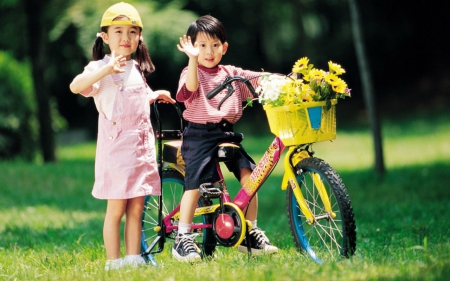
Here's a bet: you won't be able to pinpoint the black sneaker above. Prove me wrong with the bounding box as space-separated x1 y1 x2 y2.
238 227 279 255
172 233 202 262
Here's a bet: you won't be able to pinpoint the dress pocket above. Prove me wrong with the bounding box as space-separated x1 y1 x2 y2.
125 86 144 97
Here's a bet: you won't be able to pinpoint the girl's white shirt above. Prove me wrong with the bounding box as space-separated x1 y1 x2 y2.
80 55 157 120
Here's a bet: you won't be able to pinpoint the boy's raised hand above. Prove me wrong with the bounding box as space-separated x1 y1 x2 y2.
177 35 199 59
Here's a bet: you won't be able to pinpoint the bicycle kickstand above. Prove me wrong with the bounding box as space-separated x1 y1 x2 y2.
141 235 161 267
245 221 252 261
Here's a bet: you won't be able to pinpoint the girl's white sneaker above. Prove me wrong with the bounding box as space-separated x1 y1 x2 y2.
123 255 146 268
104 258 123 271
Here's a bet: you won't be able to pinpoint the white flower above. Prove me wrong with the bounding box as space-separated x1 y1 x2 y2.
259 74 290 104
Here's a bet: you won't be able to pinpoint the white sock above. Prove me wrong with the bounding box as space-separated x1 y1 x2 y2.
178 223 191 234
249 220 257 229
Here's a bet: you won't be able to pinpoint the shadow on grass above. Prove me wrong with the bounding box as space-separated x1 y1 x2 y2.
0 160 102 211
0 218 104 251
2 158 450 212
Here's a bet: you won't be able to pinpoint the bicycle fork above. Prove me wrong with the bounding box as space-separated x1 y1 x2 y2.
282 146 336 224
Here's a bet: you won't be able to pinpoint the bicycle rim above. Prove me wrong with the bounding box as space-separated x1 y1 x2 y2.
286 157 356 263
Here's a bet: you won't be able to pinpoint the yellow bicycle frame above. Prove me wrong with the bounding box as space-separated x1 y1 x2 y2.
281 147 336 224
172 204 220 220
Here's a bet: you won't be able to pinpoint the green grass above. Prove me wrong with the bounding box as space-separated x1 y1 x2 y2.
1 112 450 280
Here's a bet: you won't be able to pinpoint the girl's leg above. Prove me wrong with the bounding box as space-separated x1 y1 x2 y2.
104 199 127 259
124 196 145 255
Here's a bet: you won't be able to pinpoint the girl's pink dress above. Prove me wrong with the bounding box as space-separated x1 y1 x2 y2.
80 58 161 199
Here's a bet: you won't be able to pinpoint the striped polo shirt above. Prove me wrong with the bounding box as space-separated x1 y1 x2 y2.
176 65 262 124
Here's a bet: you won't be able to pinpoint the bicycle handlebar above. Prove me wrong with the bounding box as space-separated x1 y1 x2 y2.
205 83 227 99
206 75 259 101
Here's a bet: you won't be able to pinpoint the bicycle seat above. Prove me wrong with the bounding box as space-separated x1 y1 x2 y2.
163 141 241 165
217 142 240 162
163 141 185 167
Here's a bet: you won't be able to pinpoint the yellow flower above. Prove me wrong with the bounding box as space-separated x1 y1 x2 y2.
284 94 297 105
281 84 292 95
331 79 347 94
301 84 313 102
257 57 351 107
301 83 311 92
328 61 346 75
292 57 309 73
309 68 325 81
294 79 304 86
324 73 340 86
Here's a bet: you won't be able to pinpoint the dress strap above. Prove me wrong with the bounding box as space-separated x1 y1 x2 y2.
134 63 148 87
111 74 123 86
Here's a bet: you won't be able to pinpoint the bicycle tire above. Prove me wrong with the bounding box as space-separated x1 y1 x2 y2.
286 157 356 263
141 169 216 257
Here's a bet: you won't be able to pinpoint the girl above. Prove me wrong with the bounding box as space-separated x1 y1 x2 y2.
70 2 175 270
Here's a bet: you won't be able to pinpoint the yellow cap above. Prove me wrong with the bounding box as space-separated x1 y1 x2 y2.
100 2 143 28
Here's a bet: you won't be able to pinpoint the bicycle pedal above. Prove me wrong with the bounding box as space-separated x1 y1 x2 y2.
199 183 222 198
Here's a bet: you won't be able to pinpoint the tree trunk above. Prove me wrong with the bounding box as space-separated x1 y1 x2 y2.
348 0 385 174
22 0 56 162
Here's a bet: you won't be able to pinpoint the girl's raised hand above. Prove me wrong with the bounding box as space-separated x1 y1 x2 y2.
149 90 175 104
108 50 126 74
176 35 199 59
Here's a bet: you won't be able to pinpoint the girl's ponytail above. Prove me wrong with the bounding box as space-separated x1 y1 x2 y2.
135 40 155 77
92 37 105 61
92 27 108 60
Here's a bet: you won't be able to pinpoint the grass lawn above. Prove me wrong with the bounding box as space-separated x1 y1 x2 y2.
1 111 450 280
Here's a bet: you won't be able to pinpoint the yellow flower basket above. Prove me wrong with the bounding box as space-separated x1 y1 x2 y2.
263 99 337 146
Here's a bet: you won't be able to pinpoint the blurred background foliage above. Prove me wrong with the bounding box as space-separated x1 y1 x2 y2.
0 0 448 161
0 51 36 160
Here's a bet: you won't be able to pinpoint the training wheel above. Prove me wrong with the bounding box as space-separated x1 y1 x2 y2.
215 213 235 239
213 202 246 247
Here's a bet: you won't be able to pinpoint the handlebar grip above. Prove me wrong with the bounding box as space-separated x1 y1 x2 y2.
206 84 227 99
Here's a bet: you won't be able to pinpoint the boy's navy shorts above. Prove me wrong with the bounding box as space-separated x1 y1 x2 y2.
181 120 256 191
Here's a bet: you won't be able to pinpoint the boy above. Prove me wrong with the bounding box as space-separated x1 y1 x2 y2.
174 15 278 262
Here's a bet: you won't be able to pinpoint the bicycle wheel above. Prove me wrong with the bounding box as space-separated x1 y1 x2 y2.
286 157 356 263
141 169 216 257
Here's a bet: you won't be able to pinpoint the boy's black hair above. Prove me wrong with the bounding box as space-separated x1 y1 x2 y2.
186 15 227 44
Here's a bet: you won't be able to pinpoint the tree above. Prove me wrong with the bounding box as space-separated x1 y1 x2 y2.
22 0 56 162
348 0 385 174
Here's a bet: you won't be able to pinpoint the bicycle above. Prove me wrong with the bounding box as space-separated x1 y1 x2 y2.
141 75 356 265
